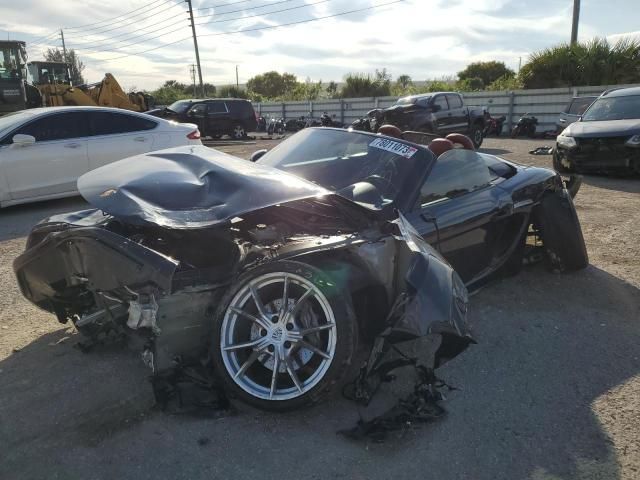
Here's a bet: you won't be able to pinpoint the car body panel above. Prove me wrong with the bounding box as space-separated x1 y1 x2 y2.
0 106 201 208
556 96 597 132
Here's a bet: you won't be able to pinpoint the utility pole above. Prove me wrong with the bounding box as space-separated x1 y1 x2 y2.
236 65 239 90
60 29 68 64
190 64 196 97
571 0 580 45
60 29 71 85
185 0 204 97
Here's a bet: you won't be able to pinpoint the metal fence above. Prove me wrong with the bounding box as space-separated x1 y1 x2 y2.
253 83 640 133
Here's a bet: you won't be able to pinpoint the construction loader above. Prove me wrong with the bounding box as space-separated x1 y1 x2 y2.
1 40 153 115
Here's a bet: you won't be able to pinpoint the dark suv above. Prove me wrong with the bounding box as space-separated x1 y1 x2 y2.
148 98 257 139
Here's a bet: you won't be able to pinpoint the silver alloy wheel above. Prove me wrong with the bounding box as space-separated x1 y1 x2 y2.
220 272 337 401
232 125 246 139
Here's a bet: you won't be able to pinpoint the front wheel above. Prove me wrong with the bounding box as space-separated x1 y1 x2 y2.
212 261 356 411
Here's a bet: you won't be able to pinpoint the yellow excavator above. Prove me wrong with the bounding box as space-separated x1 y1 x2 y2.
1 40 153 115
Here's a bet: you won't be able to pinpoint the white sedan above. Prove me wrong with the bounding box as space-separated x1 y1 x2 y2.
0 106 202 208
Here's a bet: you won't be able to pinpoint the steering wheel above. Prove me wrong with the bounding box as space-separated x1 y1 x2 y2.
365 174 398 198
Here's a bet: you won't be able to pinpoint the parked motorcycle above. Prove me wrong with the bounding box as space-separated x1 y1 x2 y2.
483 113 506 137
256 116 267 132
511 114 538 138
285 116 308 132
320 112 344 128
267 117 285 135
350 108 384 132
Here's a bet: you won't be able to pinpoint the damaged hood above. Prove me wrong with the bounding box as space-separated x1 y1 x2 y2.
77 145 331 228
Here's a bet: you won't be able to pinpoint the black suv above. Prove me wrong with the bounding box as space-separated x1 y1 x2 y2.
148 98 257 139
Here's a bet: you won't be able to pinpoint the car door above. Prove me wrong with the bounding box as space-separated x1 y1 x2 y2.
86 111 158 169
445 94 468 132
430 94 451 134
185 103 207 134
405 149 514 284
206 101 231 136
0 111 89 200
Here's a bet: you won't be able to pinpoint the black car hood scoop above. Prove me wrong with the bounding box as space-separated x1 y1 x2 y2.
77 145 330 228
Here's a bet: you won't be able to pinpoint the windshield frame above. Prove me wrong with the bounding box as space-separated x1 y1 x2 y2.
256 127 434 214
581 94 640 122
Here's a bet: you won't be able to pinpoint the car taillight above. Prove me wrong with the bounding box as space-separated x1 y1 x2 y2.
187 129 201 140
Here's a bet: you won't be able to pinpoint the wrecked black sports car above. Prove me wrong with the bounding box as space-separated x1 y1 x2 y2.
14 127 588 411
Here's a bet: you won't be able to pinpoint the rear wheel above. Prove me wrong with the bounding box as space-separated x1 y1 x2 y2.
230 124 246 139
212 261 356 411
470 123 483 148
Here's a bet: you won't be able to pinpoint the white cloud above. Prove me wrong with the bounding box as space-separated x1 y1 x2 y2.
1 0 638 90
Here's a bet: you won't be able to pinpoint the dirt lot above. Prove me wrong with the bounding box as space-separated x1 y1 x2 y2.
1 137 639 480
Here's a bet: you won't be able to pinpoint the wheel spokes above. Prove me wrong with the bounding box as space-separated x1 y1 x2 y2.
299 340 331 360
234 348 263 379
287 287 314 320
269 352 281 399
223 337 268 352
250 283 269 319
285 356 303 393
301 323 336 336
280 274 289 318
229 306 270 331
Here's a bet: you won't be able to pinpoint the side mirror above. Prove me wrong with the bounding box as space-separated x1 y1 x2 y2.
430 104 441 112
12 134 36 146
250 149 268 162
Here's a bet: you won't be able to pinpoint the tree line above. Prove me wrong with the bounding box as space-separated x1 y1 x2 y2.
46 37 640 104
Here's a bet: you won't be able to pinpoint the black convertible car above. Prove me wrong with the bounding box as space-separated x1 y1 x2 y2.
14 128 588 411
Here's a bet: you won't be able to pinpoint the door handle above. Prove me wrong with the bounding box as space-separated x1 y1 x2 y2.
64 143 81 148
134 137 147 142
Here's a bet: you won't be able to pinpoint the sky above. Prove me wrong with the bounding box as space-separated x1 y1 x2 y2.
1 0 639 91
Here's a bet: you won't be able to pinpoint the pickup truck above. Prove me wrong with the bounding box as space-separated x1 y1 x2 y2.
380 92 487 148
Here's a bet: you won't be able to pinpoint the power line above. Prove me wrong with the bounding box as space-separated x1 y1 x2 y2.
193 0 295 20
70 0 324 54
27 30 60 45
64 0 170 31
196 0 331 26
66 1 184 39
88 0 404 62
68 13 189 49
194 0 256 12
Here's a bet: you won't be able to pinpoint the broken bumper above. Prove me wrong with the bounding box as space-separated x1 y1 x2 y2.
13 223 178 318
555 140 640 173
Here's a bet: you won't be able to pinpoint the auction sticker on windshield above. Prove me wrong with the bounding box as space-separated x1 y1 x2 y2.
369 137 418 158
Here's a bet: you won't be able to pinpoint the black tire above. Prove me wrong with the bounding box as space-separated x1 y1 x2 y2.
470 123 484 148
211 260 356 411
537 191 589 272
230 124 246 140
511 126 520 138
563 175 582 199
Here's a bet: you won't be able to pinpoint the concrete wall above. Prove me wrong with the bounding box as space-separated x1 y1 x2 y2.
253 83 640 133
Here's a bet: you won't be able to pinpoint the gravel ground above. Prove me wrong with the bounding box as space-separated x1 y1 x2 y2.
0 137 638 480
